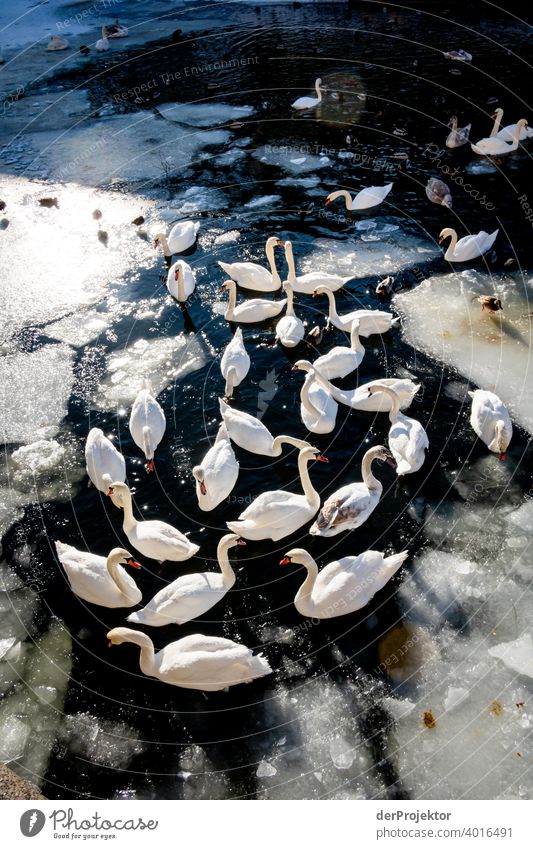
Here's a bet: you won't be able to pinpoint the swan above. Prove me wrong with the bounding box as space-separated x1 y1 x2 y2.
280 547 409 618
127 534 244 626
283 240 351 294
107 481 199 562
193 423 239 511
368 383 428 475
154 221 200 256
55 543 141 608
446 116 471 148
226 445 328 541
439 227 499 262
490 108 533 141
218 236 284 292
47 35 69 51
468 389 512 460
312 286 399 336
300 372 338 434
219 398 311 456
325 184 393 211
129 383 166 473
85 427 125 507
425 178 452 207
221 279 287 323
107 629 272 691
275 282 305 347
166 259 195 302
95 28 109 52
220 327 250 398
312 319 364 380
471 119 528 155
310 445 394 537
292 78 322 110
293 361 420 413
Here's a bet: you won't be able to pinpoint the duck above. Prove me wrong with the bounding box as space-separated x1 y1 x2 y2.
226 445 328 541
221 279 287 323
468 389 512 460
300 372 338 434
368 383 428 475
446 116 471 148
293 361 420 412
283 240 351 294
425 177 452 207
46 35 69 51
107 629 271 691
439 227 499 262
55 543 141 608
478 295 503 313
129 382 166 473
220 327 250 398
310 445 394 537
376 275 396 299
275 282 305 347
490 108 533 141
106 481 199 562
154 221 200 256
103 20 129 38
280 547 409 618
166 259 195 302
219 398 311 456
127 534 244 626
218 236 284 292
292 77 322 110
306 324 324 345
193 423 239 511
85 427 126 507
325 183 393 211
312 286 399 336
471 119 528 155
95 28 109 52
311 319 364 380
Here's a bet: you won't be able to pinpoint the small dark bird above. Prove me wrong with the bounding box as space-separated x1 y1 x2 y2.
131 215 144 226
0 218 9 230
97 229 109 247
504 258 515 268
376 275 395 298
38 197 59 209
136 229 150 242
478 295 502 313
426 177 452 208
80 45 90 55
0 200 5 211
306 324 324 346
92 209 102 220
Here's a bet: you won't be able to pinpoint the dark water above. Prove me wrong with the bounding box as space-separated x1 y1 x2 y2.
2 1 533 799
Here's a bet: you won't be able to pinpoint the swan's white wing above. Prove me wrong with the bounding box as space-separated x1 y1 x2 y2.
313 483 375 531
236 491 306 526
137 520 190 545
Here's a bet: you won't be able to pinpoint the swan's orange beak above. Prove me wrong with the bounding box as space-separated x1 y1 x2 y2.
325 198 331 206
280 556 291 565
200 481 207 495
126 558 142 569
146 459 155 473
499 452 506 461
107 487 114 496
291 365 299 371
491 111 498 118
316 454 329 463
108 640 114 648
153 240 158 249
438 236 444 245
174 269 180 280
276 240 285 247
237 538 247 546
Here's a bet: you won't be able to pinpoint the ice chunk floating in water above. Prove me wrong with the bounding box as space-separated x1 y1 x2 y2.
156 102 254 127
488 635 533 680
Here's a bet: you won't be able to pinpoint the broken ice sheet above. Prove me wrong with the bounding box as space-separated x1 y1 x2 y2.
253 145 332 174
488 634 533 680
59 713 144 770
156 102 254 128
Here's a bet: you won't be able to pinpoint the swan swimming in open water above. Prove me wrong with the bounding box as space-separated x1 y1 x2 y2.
439 227 499 262
325 184 393 211
292 78 322 110
55 544 141 608
218 236 284 292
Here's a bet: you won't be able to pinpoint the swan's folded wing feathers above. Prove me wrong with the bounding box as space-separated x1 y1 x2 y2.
139 520 189 544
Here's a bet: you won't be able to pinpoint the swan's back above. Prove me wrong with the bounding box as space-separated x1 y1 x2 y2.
156 634 271 690
85 428 125 491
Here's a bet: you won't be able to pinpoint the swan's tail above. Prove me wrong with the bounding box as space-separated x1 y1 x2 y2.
218 261 236 279
248 653 273 679
126 610 146 625
383 550 409 578
226 520 255 535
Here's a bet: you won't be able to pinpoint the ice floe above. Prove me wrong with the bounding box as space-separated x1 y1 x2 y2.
156 102 254 128
253 145 333 174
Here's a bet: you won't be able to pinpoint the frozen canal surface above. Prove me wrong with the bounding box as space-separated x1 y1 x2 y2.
0 0 532 800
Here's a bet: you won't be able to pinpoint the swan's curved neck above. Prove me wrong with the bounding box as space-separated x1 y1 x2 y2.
329 190 352 210
490 110 503 137
349 322 363 353
224 367 237 398
159 235 171 256
119 490 136 532
300 375 321 418
216 538 237 586
107 557 133 599
315 79 322 102
511 123 523 148
371 383 400 422
272 434 310 455
443 230 458 261
310 366 351 406
124 631 155 677
298 452 320 506
142 426 154 460
361 451 381 491
176 270 186 301
265 240 280 284
322 288 339 320
225 281 237 319
284 243 297 283
285 284 295 316
295 557 319 609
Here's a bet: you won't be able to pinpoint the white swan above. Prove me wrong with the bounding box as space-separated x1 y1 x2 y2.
283 240 350 294
129 383 166 473
221 279 287 323
280 548 409 618
166 259 195 302
227 446 328 541
439 227 499 262
275 282 305 347
107 629 271 691
55 543 141 608
445 116 471 148
368 383 428 475
127 534 244 626
292 78 322 110
218 236 284 292
490 108 533 141
312 319 364 380
310 445 393 537
219 398 311 456
107 481 199 562
193 423 239 511
471 119 528 156
220 327 250 398
313 286 399 336
85 427 125 507
154 221 199 256
325 184 393 211
95 28 109 52
468 389 512 460
293 361 420 413
300 372 338 434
